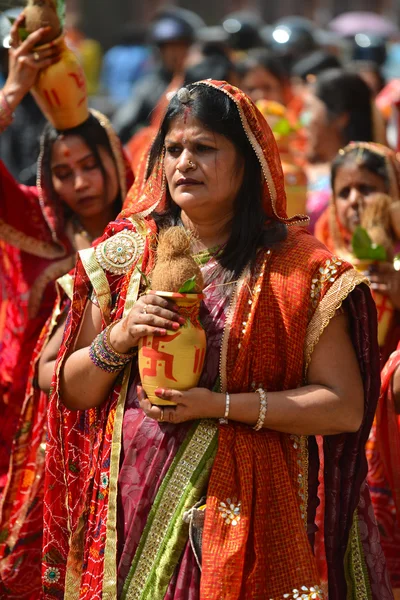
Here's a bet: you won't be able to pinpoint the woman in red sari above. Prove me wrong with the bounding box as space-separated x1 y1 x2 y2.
43 81 391 599
0 22 133 494
315 142 400 597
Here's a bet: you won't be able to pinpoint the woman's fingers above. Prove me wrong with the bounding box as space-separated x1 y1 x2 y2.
129 324 167 338
141 295 182 318
154 388 183 403
137 385 173 421
130 295 184 333
135 311 182 331
141 302 184 323
18 26 53 53
32 45 61 62
18 53 59 72
9 13 25 48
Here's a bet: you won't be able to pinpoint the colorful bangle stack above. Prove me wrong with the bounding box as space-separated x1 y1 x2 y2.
0 91 14 134
253 388 268 431
89 320 137 373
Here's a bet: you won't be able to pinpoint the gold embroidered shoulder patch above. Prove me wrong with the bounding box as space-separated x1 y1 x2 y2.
95 230 145 275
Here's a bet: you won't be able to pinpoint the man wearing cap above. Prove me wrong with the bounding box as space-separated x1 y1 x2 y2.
112 8 202 145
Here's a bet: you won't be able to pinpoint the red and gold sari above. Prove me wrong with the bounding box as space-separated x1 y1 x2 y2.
0 110 133 496
0 113 133 598
42 82 390 599
315 141 400 595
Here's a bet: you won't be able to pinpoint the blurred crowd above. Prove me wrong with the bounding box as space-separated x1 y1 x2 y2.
2 4 400 599
2 5 400 232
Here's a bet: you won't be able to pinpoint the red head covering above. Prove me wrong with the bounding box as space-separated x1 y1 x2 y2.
36 108 134 246
121 80 309 226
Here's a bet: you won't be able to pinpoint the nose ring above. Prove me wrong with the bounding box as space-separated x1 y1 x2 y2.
188 160 197 170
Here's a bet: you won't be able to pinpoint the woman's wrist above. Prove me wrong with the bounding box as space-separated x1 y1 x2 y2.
2 83 25 113
109 319 137 354
211 392 227 419
0 88 16 134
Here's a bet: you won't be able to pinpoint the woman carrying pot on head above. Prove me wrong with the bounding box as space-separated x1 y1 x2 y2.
0 17 133 597
315 142 400 596
0 16 132 503
43 81 391 599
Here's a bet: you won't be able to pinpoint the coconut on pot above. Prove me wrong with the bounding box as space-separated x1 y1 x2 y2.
24 0 61 45
151 227 204 293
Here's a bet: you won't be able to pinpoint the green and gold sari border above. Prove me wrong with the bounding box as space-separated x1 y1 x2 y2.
102 364 133 600
141 437 216 599
79 246 111 322
122 420 218 600
57 272 74 301
121 423 199 596
102 256 144 599
344 509 372 600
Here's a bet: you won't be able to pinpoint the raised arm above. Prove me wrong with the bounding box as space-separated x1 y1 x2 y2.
0 17 61 240
1 14 60 123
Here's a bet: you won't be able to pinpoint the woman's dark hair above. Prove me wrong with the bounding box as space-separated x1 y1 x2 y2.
346 60 385 94
40 113 122 219
236 48 290 84
147 83 287 279
331 146 390 192
314 69 374 145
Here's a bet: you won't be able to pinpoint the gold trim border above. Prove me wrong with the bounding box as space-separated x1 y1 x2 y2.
345 509 371 600
304 269 369 372
123 420 218 600
79 247 112 322
102 258 144 600
0 218 65 259
57 273 74 300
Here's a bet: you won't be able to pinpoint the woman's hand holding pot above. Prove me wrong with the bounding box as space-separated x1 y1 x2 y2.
3 14 60 111
138 386 223 423
109 294 185 354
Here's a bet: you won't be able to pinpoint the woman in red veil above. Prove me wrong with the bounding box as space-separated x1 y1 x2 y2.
43 81 391 599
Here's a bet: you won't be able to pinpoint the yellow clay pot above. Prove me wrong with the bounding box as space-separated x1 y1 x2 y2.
138 291 206 406
31 34 89 129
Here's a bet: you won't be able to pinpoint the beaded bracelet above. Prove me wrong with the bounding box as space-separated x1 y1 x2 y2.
219 392 231 425
89 320 137 373
0 91 14 134
253 388 268 431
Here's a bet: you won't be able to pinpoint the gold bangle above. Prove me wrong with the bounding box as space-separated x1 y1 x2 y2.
254 388 268 431
219 391 230 425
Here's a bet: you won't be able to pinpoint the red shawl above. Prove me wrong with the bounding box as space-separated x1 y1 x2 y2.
42 82 388 599
0 111 133 492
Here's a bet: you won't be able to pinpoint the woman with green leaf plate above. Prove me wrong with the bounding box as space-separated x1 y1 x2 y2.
315 141 400 597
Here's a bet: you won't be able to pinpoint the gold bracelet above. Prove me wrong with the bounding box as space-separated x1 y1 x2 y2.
219 392 230 425
253 388 268 431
